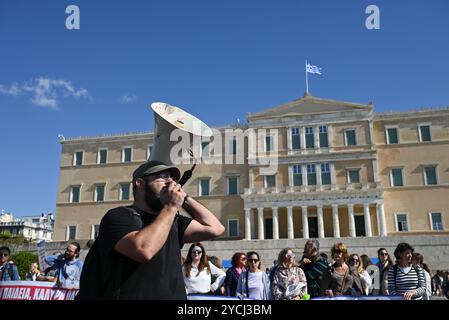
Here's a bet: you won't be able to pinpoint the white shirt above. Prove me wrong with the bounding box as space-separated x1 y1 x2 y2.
183 261 226 294
359 270 372 295
247 271 264 300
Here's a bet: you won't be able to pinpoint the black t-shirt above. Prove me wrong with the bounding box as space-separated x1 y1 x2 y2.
80 205 192 300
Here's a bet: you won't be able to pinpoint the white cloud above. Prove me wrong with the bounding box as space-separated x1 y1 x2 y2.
0 77 89 109
0 83 21 96
120 93 137 104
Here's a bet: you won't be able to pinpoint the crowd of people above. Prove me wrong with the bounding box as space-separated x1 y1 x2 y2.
181 240 449 300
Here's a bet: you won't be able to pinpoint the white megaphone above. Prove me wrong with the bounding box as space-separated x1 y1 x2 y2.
150 102 213 185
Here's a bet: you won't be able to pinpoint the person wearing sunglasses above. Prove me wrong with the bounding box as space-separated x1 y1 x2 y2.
348 253 370 295
271 248 307 300
299 240 330 298
79 160 225 300
0 246 20 281
182 242 225 295
374 248 393 295
236 251 272 300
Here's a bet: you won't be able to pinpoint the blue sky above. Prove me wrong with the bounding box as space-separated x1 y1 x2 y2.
0 0 448 218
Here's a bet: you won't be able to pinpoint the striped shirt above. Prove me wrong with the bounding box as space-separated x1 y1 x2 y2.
388 265 426 300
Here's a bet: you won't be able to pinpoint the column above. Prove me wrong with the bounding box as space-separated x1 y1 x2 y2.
348 204 356 237
257 207 264 240
332 204 340 238
328 124 333 148
314 125 320 149
272 207 279 240
300 127 306 150
301 205 309 239
288 165 293 187
287 206 294 239
249 168 254 189
316 164 322 185
330 163 336 185
317 205 324 238
244 208 252 240
363 203 372 237
301 165 308 186
377 203 387 236
287 128 292 152
372 159 379 183
257 208 265 240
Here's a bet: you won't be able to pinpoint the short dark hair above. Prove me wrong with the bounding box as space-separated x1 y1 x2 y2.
394 242 414 260
0 246 11 255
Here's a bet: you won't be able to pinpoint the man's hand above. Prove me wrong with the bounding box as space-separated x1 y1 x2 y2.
160 181 186 210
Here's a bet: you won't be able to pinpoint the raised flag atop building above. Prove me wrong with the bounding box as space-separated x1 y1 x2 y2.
305 60 322 93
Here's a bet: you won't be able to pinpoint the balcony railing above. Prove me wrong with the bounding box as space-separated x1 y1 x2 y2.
244 182 382 195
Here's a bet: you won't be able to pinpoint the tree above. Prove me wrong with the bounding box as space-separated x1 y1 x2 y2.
10 251 39 280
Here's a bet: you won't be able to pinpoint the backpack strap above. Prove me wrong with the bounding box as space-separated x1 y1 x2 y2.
245 270 249 297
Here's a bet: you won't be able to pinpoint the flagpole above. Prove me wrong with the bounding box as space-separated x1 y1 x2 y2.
305 60 309 94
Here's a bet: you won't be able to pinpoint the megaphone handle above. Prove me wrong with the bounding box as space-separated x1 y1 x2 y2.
179 163 196 186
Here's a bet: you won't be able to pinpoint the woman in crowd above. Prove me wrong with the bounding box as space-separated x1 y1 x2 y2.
348 253 370 295
182 242 225 295
320 243 365 297
25 262 41 281
412 252 432 300
225 252 247 296
388 242 426 300
272 248 307 300
208 255 225 295
360 254 374 295
236 251 272 300
374 247 393 295
298 239 330 298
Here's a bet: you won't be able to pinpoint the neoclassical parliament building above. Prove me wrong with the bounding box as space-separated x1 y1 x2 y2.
53 93 449 242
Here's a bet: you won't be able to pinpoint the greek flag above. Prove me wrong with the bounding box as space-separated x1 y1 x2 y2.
306 63 322 75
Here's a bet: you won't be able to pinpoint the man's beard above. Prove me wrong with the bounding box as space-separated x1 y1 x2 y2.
144 185 164 213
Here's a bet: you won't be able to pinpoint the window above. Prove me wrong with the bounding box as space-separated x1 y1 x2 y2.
307 164 317 185
321 163 331 185
265 135 274 152
199 178 210 196
98 149 107 164
92 224 100 239
227 177 239 195
293 165 302 186
228 219 239 237
229 137 237 155
74 151 83 166
430 212 443 231
395 214 409 232
387 127 399 144
345 129 356 146
201 142 210 157
305 127 314 148
419 125 431 142
319 125 328 148
70 186 81 203
147 144 153 160
120 183 130 200
265 175 276 188
95 184 105 202
424 166 437 185
348 169 360 184
67 225 77 240
122 147 132 162
390 168 404 187
291 128 300 149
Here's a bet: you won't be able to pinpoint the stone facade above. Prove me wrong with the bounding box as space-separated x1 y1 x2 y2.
54 93 449 244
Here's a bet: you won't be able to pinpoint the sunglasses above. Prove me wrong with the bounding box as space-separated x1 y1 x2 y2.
248 259 259 263
191 250 202 254
1 253 9 257
286 253 295 258
380 253 388 256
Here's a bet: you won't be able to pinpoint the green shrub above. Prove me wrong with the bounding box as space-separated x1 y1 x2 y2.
10 251 39 280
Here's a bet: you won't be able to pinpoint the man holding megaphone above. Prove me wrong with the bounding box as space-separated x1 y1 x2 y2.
79 103 225 300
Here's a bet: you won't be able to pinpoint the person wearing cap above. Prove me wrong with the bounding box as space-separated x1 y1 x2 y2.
79 160 225 300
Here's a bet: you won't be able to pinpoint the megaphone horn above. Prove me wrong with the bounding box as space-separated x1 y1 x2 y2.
150 102 213 185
